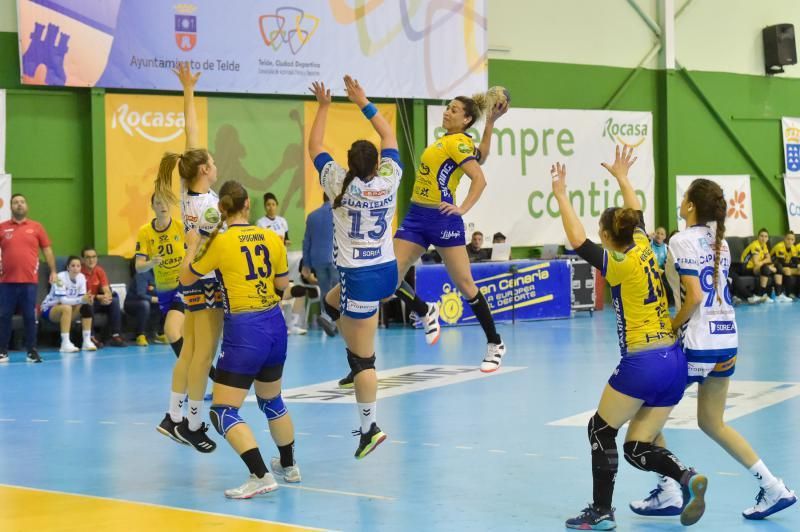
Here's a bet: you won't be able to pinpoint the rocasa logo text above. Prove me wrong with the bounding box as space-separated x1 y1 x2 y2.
602 118 648 147
111 104 185 143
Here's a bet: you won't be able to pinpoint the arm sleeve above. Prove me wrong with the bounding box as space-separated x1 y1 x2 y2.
574 239 606 271
135 226 149 259
317 156 345 200
274 241 289 278
669 238 699 276
37 224 52 249
190 239 220 278
443 135 477 166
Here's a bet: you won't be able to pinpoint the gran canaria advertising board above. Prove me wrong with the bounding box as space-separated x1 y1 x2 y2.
425 106 655 247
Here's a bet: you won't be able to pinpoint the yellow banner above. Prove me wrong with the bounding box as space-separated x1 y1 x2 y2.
303 102 397 215
105 93 208 256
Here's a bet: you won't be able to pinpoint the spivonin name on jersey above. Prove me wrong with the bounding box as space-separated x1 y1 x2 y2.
669 225 738 362
317 150 403 269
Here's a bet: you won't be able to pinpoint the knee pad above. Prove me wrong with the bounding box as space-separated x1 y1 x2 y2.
588 412 619 472
324 299 341 322
257 394 287 421
80 304 93 318
623 441 650 471
346 349 376 377
290 285 306 298
209 405 244 438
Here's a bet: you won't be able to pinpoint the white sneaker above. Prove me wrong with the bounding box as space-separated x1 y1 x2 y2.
629 476 684 516
59 341 80 353
763 295 775 304
776 293 793 303
743 480 797 520
732 295 743 305
423 302 440 345
224 473 278 499
288 326 307 335
82 339 98 351
747 295 762 304
270 457 301 482
480 342 505 373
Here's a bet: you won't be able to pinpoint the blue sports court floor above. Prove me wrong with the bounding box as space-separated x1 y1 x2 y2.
1 304 799 531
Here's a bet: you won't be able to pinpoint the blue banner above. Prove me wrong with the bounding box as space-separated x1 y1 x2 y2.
415 260 571 326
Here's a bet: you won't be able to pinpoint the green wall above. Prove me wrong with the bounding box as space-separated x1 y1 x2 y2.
4 30 800 256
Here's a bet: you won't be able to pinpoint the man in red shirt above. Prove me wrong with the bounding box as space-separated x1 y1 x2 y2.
81 246 125 347
0 194 57 363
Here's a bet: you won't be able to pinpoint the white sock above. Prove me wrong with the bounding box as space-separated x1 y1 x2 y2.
61 333 70 344
358 401 376 433
749 460 778 490
82 330 91 343
187 399 203 431
292 313 303 328
169 392 185 423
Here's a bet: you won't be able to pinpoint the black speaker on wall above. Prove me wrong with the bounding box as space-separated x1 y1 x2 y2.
763 24 797 75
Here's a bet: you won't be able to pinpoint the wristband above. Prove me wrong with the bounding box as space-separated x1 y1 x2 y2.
361 102 378 119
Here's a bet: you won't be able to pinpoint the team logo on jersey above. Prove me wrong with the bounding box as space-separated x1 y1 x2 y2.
438 284 463 324
203 207 220 224
419 162 431 176
457 142 472 154
175 4 198 52
709 320 736 334
378 162 394 177
602 117 648 148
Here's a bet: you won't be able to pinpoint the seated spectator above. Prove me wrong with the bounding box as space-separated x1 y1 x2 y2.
650 226 667 269
741 228 781 304
125 267 162 346
81 246 126 346
770 230 798 301
492 232 506 244
40 256 96 353
466 231 491 262
421 247 443 264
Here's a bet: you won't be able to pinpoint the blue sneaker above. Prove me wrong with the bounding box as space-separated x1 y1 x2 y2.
680 472 708 526
565 504 616 530
743 480 797 520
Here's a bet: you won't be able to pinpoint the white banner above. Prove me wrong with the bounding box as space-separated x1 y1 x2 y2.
425 106 655 246
0 89 5 174
0 174 11 221
781 117 800 178
785 178 800 233
676 175 753 237
17 1 487 99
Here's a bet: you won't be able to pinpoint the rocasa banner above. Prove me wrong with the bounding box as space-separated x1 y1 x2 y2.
415 260 572 326
104 92 395 257
676 175 753 237
781 117 800 178
17 0 487 99
426 106 655 247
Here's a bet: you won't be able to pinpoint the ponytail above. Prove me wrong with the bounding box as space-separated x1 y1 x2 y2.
333 171 357 209
599 207 640 247
687 178 727 305
155 152 181 205
334 140 378 209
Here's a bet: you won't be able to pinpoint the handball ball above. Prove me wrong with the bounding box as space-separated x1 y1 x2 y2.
487 85 511 107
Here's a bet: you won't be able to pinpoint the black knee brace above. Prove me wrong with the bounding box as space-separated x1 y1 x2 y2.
623 440 688 480
588 412 619 475
346 348 376 377
324 299 341 322
80 304 93 318
290 285 306 298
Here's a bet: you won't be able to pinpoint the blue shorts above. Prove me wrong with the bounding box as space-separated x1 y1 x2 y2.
218 306 287 378
608 342 688 407
685 348 737 384
339 261 398 319
182 278 223 312
395 203 466 248
156 288 184 316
